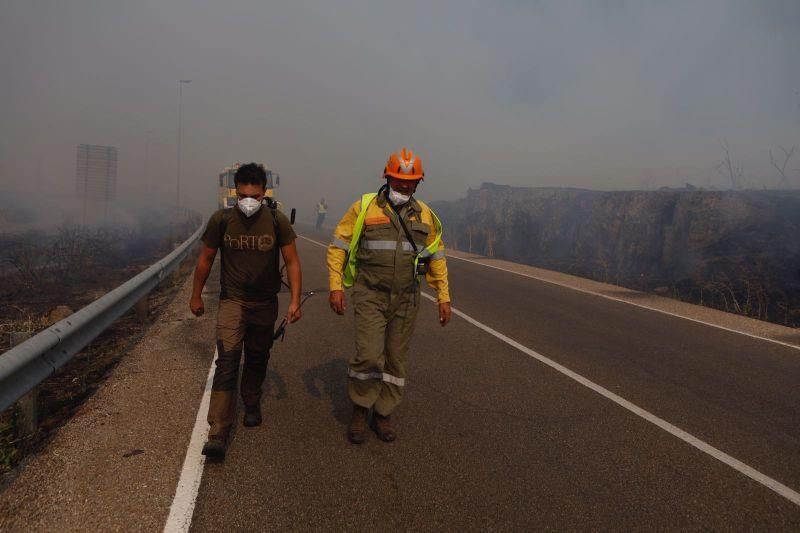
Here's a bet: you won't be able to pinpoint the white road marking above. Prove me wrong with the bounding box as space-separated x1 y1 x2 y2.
163 349 217 533
420 292 800 507
298 235 329 248
446 253 800 352
300 234 800 507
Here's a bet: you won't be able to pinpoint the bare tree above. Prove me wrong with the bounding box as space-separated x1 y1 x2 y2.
715 141 742 189
769 145 795 188
8 236 54 288
485 228 496 258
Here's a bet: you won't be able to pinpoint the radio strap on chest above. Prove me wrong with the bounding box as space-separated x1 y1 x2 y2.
342 189 443 288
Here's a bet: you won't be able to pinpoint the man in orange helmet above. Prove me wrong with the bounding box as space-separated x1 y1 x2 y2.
327 148 452 444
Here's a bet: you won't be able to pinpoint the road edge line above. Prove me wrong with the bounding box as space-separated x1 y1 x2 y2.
447 254 800 352
298 235 329 248
163 348 217 533
419 291 800 508
299 235 800 507
303 234 798 351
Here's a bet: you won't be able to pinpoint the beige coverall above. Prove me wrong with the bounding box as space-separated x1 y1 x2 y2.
327 193 450 415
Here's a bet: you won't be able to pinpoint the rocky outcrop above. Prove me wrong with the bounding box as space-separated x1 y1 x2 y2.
432 184 800 325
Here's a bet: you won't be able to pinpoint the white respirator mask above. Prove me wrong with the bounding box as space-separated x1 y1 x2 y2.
388 188 411 206
237 197 262 217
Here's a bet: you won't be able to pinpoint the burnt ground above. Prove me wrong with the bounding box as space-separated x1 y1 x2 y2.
0 222 199 479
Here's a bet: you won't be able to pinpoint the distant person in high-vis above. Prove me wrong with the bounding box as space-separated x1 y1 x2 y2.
315 198 328 230
327 148 451 444
190 163 302 460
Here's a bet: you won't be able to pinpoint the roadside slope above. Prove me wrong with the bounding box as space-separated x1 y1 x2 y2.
0 268 218 532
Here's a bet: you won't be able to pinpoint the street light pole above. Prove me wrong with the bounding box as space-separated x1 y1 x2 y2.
177 79 191 209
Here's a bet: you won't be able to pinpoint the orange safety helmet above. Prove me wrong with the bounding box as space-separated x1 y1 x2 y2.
383 147 424 181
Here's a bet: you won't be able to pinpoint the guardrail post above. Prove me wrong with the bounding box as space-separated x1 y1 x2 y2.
134 295 149 323
11 332 37 437
170 247 184 285
170 267 182 285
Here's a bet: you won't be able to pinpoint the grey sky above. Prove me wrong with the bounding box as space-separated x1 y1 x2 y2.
1 1 799 220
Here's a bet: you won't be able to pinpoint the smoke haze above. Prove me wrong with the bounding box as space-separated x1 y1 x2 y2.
2 1 799 223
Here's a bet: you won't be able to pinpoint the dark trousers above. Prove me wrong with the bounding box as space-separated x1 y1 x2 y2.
207 298 278 437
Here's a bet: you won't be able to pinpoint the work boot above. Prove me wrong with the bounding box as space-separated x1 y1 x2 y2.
371 413 396 442
347 405 369 444
201 433 228 460
243 404 262 427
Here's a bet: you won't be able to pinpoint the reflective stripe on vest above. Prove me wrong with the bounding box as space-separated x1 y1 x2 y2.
342 193 444 288
362 240 416 252
332 237 350 250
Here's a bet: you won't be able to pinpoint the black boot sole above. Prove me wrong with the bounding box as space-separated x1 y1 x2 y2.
201 441 227 459
243 414 262 427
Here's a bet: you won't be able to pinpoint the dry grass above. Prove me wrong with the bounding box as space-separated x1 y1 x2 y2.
0 219 199 478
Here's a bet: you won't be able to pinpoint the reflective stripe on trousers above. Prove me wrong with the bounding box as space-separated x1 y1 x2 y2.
348 368 406 387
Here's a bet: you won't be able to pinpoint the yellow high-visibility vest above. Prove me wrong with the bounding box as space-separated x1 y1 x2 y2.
342 193 443 288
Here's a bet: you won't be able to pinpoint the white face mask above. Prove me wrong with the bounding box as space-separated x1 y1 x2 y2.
388 188 411 206
237 197 262 217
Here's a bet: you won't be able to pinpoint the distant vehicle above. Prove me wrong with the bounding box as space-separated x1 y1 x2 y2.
218 163 280 209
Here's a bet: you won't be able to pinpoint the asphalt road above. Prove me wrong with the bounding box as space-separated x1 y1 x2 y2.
187 231 800 531
2 225 797 531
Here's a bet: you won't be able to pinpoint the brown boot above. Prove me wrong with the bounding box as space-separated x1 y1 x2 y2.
371 413 396 442
347 405 369 444
201 432 229 460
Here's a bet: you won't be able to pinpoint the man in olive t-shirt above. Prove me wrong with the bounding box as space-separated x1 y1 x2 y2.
190 163 302 459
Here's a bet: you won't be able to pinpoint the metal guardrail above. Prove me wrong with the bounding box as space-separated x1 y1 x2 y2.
0 223 205 412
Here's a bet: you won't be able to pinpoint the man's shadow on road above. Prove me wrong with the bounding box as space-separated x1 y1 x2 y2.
302 358 350 425
265 368 288 400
